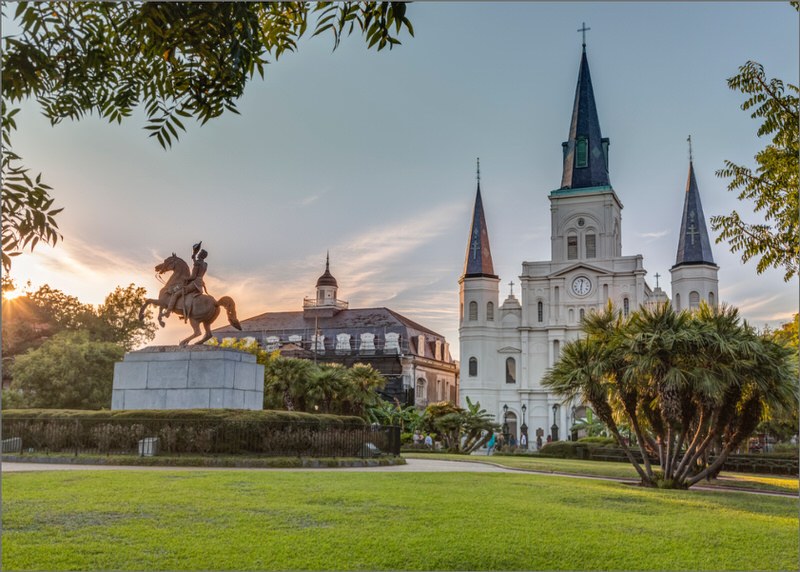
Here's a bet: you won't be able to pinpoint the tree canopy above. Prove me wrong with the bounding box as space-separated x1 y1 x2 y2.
543 302 797 489
2 1 414 269
8 330 124 409
2 282 157 355
711 60 799 281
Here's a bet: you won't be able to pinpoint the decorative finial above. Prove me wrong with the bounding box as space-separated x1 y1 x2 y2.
326 250 330 271
578 22 591 48
654 272 661 288
687 135 693 163
476 157 481 185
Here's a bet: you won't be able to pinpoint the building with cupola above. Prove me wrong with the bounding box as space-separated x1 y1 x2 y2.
214 254 459 407
458 39 719 444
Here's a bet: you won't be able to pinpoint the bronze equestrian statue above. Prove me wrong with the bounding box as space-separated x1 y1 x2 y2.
139 242 242 345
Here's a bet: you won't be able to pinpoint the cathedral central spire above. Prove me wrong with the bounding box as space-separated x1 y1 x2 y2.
560 41 610 190
462 159 497 279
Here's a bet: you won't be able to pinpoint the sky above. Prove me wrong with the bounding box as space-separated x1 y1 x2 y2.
5 2 798 358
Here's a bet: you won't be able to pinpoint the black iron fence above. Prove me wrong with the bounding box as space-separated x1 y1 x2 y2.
1 417 401 458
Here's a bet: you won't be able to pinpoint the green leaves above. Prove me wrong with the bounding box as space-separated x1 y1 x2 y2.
1 2 414 269
711 60 799 281
1 103 62 271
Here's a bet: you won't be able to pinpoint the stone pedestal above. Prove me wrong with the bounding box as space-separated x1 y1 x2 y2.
112 345 264 410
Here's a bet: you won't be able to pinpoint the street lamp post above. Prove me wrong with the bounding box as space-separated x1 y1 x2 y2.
571 405 578 441
502 404 510 445
520 403 528 450
551 404 559 442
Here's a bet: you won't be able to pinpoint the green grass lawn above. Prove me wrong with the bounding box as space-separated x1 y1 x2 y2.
403 452 800 494
2 470 797 571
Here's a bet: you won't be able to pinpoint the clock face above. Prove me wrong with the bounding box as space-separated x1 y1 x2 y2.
571 276 591 296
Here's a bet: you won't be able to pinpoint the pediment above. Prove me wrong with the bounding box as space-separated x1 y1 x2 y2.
497 346 521 354
548 262 612 279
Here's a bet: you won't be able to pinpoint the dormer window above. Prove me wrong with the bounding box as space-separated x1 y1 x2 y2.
576 137 588 168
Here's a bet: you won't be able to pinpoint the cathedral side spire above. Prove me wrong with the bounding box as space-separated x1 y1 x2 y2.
673 159 716 268
463 160 497 279
560 40 610 190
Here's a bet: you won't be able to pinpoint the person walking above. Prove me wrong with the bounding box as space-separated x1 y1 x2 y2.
487 432 496 455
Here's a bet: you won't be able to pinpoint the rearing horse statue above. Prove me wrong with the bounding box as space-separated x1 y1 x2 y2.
139 253 242 345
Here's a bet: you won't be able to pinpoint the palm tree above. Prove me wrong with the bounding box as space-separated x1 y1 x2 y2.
460 397 499 453
345 363 386 417
546 301 797 488
623 302 699 481
307 363 348 414
264 357 315 411
542 332 652 484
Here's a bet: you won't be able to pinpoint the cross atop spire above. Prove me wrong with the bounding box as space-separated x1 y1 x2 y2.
654 272 661 288
578 22 591 48
687 134 693 163
476 157 481 186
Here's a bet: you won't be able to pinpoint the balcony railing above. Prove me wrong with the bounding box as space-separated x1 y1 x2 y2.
302 298 349 310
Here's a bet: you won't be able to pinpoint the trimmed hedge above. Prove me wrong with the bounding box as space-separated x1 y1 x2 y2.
1 408 365 426
1 409 401 458
536 441 798 475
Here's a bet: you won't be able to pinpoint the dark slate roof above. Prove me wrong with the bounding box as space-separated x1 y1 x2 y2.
315 253 338 287
674 161 716 268
462 183 497 279
560 47 611 190
213 307 448 360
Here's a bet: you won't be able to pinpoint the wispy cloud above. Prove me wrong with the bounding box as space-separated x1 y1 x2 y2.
299 193 324 207
636 230 670 240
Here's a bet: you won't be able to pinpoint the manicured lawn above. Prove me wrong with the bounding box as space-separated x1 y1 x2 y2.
403 452 800 494
2 470 797 570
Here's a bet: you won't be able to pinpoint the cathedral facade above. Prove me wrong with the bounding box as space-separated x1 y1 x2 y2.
458 43 719 443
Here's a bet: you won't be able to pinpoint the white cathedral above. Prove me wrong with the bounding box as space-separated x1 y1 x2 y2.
458 42 720 444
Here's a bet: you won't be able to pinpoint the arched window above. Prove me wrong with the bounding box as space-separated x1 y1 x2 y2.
585 234 596 258
579 308 585 321
487 301 494 321
553 340 561 361
567 235 578 260
576 137 588 168
675 293 681 311
468 301 478 321
689 291 700 310
416 378 426 404
603 284 609 301
506 357 516 384
537 301 543 322
623 298 630 317
708 291 715 306
468 357 477 377
568 308 575 322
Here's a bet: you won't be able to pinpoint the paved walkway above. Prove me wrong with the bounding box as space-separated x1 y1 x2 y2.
2 458 794 497
1 458 514 473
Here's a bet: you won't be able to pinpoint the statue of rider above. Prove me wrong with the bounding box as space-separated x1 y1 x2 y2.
164 241 208 320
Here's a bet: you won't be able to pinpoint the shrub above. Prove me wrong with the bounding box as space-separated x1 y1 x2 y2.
578 436 615 444
539 441 581 458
